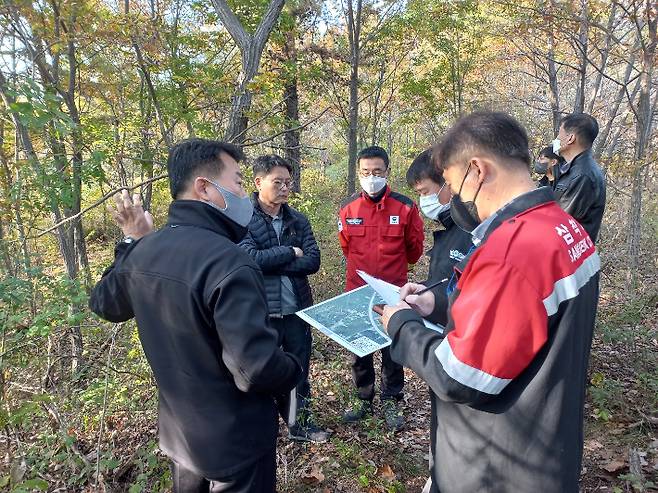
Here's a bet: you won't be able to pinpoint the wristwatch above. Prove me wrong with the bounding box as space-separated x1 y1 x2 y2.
121 236 135 244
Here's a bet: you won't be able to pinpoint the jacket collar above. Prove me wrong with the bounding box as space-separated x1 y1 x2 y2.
471 187 555 246
437 208 455 229
361 185 391 205
560 148 591 175
166 199 248 243
451 187 554 275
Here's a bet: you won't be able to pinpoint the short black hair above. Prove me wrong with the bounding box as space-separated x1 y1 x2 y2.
252 154 293 176
435 111 531 170
167 138 244 199
358 146 389 169
538 146 563 163
406 149 444 187
560 113 599 147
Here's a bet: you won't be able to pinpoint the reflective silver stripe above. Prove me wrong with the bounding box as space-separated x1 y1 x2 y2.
288 387 297 428
435 339 512 395
543 252 600 317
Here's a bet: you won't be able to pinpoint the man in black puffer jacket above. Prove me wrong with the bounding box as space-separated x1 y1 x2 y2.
239 155 329 443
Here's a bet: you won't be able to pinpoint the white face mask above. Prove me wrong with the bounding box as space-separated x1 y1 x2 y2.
359 175 387 195
552 138 561 155
419 193 450 220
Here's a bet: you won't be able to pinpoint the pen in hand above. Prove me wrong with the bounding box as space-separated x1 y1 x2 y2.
412 278 449 296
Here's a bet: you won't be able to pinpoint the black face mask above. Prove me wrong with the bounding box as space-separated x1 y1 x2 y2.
534 160 548 175
449 162 483 233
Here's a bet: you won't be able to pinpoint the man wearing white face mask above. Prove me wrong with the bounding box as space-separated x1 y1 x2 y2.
338 145 424 430
406 149 473 493
406 149 473 326
551 113 606 242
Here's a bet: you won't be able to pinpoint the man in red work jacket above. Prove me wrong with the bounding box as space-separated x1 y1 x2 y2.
338 146 424 431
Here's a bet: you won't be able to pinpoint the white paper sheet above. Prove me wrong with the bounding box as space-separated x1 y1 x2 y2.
356 270 445 334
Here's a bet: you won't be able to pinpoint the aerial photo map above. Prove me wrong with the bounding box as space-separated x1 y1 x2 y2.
296 285 391 357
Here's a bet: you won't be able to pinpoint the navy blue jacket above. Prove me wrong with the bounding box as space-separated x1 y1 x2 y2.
424 209 474 327
239 193 320 316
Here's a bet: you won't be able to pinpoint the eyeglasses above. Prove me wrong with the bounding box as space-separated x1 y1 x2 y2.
270 179 295 190
359 170 386 178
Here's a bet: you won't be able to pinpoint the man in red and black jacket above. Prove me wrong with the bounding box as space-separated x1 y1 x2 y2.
382 113 600 493
339 146 424 430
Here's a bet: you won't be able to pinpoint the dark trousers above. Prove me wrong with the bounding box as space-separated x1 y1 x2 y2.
271 314 312 427
351 346 404 401
170 449 276 493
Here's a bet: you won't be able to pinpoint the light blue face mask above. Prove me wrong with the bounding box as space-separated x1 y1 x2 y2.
204 178 253 227
419 183 450 220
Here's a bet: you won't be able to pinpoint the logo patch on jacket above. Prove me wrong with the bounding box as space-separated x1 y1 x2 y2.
450 249 466 261
389 215 400 225
346 218 364 225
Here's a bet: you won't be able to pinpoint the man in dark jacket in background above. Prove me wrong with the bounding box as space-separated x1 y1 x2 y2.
406 149 474 493
552 113 606 242
90 139 302 493
239 155 329 443
534 145 563 188
382 112 600 493
406 149 473 326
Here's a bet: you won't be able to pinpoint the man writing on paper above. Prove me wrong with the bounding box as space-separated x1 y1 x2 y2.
338 146 424 431
380 112 600 492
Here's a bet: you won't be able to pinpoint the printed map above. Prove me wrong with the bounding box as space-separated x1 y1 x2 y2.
296 285 391 357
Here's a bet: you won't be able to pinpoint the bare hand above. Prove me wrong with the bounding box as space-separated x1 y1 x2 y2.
399 282 435 317
381 301 411 334
292 247 304 258
109 189 154 240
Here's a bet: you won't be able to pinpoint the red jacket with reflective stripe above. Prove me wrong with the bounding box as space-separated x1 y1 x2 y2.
339 186 424 291
386 188 601 493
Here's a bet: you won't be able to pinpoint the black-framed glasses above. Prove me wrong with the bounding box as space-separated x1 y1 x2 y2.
358 170 386 178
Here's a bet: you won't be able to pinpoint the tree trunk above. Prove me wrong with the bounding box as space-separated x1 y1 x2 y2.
587 3 617 114
593 52 636 160
346 0 362 195
573 0 588 113
626 0 656 291
546 10 561 134
283 74 301 192
211 0 286 145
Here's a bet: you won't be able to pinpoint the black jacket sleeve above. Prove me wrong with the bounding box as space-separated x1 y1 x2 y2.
238 230 297 274
89 243 135 323
281 216 321 276
209 265 302 395
427 284 449 326
387 309 487 406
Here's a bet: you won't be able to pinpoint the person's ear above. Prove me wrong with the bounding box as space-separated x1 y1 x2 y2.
193 177 211 201
472 157 493 185
254 175 263 191
384 167 390 178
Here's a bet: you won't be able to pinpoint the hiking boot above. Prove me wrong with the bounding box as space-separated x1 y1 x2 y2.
342 400 373 423
382 399 404 432
288 423 330 443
